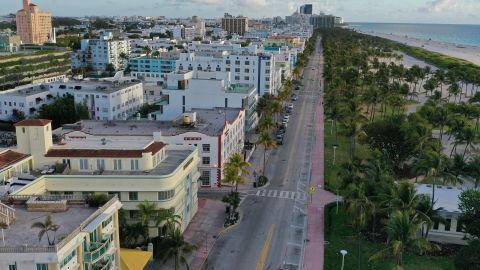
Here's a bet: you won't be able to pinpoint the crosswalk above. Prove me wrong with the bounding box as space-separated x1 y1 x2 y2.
254 189 307 201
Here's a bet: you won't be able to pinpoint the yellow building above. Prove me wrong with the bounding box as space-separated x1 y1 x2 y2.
0 195 123 270
11 119 200 237
16 0 52 44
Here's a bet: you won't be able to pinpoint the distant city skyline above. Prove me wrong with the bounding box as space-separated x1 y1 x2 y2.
2 0 480 24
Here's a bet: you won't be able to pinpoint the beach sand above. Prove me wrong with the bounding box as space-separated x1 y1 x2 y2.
359 31 480 66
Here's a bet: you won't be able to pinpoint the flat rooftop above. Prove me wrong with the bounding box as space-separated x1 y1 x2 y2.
50 79 142 94
0 84 50 97
55 108 241 137
4 205 96 247
415 184 463 213
226 83 256 94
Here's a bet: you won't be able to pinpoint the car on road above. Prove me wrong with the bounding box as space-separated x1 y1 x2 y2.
276 134 284 145
283 115 290 122
281 121 288 128
287 103 294 110
291 95 298 101
295 86 300 90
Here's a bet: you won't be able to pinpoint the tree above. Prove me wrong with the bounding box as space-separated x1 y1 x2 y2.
31 215 60 245
454 240 480 270
162 228 197 270
458 189 480 239
137 201 158 242
256 131 276 176
156 208 182 236
370 211 439 267
466 156 480 188
224 152 251 191
37 94 89 128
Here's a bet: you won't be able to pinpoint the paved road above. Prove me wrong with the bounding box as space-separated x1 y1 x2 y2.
203 39 324 270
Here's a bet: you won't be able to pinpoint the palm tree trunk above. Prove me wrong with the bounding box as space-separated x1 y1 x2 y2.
263 149 266 176
357 231 361 270
463 142 470 158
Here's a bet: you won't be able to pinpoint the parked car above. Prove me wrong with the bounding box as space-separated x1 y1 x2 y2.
287 103 294 110
295 86 300 90
291 95 298 101
282 119 288 127
276 134 284 145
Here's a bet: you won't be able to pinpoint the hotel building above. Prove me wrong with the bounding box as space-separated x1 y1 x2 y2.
221 13 249 36
16 0 52 44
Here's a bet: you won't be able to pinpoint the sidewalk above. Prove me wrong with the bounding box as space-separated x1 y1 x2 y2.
303 84 337 269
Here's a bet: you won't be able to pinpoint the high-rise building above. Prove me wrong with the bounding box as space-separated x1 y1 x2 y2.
16 0 52 44
221 13 249 36
310 15 336 29
299 4 313 15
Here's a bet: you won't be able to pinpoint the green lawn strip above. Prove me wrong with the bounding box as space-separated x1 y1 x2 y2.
324 205 455 270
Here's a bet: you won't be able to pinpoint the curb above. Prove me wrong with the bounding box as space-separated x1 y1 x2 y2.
197 209 243 270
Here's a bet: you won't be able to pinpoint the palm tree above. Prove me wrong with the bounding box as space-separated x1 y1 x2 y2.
256 131 276 176
370 211 439 267
162 228 197 270
137 201 158 242
225 152 251 191
415 196 445 238
415 150 453 204
466 156 480 188
156 209 182 235
144 46 152 57
31 215 60 245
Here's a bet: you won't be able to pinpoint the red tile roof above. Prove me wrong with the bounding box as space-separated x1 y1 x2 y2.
14 119 52 127
0 150 30 170
45 142 166 158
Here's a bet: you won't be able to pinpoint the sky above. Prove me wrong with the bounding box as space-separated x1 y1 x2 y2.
2 0 480 24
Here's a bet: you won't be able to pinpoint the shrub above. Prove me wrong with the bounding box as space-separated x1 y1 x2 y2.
88 193 109 207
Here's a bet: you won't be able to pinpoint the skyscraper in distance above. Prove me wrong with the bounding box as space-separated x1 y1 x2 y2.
300 4 313 15
16 0 52 44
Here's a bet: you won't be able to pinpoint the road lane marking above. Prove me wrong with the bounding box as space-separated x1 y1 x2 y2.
256 224 276 270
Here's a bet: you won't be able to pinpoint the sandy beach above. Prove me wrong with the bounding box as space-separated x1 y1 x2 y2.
358 30 480 66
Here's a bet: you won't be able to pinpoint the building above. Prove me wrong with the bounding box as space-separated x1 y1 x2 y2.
72 32 130 72
129 54 178 81
0 48 71 90
415 184 468 245
299 4 313 15
16 0 52 44
0 194 122 270
310 15 336 29
221 13 249 36
177 51 279 96
157 71 258 131
10 119 200 236
54 107 245 188
0 76 144 121
0 33 21 52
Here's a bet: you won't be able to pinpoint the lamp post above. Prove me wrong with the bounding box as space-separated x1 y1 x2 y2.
340 249 348 270
333 145 337 165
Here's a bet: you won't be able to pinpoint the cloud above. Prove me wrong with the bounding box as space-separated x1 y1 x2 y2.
236 0 268 9
192 0 224 4
419 0 461 13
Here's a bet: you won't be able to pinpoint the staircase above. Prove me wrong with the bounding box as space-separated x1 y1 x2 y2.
0 202 15 227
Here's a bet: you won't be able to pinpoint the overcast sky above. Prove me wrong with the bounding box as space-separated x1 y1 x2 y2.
3 0 480 24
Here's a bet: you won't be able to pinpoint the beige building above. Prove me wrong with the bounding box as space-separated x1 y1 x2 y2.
221 13 248 36
10 118 200 237
0 194 123 270
16 0 52 44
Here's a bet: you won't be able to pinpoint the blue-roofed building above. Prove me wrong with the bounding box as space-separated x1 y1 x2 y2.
129 55 178 81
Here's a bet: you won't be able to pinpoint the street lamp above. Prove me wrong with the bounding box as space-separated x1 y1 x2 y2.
340 249 348 270
333 145 337 165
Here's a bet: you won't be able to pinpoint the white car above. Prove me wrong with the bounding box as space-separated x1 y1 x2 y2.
283 115 290 122
287 104 294 110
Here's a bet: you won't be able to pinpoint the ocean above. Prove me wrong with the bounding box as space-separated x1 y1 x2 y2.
349 23 480 47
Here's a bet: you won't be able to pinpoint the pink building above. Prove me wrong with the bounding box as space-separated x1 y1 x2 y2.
16 0 52 44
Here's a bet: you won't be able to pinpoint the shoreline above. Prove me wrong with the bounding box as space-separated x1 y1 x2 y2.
356 30 480 66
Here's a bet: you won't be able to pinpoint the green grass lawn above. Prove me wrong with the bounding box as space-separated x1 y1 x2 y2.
324 205 456 270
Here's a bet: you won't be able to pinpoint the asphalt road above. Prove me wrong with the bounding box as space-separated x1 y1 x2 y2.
203 39 324 270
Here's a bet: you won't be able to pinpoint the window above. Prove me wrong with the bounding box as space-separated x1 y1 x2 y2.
235 60 240 65
79 159 89 170
60 250 76 268
202 144 210 152
158 190 175 200
235 76 240 80
456 220 464 232
200 171 210 186
129 210 139 219
128 192 138 201
245 61 250 65
64 191 73 195
37 264 48 270
244 76 249 80
131 159 139 171
9 264 17 270
202 157 210 165
113 159 122 170
444 218 452 231
226 68 230 72
235 68 240 73
226 60 231 64
96 159 105 170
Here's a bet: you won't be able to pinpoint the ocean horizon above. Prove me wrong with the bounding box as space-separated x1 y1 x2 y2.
348 22 480 47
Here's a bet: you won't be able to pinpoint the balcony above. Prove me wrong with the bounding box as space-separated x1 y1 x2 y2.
84 236 112 264
92 254 114 270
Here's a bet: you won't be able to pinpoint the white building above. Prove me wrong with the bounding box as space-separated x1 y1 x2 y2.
55 107 245 188
0 76 144 121
72 32 130 71
158 71 258 131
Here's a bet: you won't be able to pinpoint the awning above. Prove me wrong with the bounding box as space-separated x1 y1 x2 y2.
120 248 153 270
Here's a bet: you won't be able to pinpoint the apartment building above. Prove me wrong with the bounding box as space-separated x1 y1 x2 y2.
129 54 178 80
16 0 52 44
0 194 122 270
221 13 249 36
54 107 245 188
72 32 130 72
0 33 22 52
177 51 279 96
158 71 258 131
10 119 199 236
0 76 144 121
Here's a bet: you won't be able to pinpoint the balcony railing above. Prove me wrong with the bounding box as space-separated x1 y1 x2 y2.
93 254 114 270
84 237 112 264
